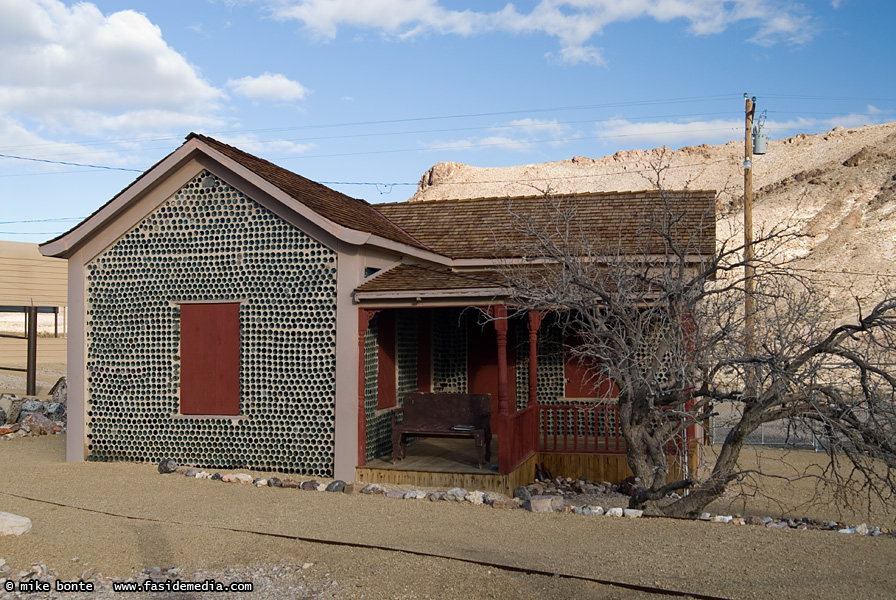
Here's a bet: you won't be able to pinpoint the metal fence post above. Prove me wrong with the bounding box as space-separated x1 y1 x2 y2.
26 305 37 396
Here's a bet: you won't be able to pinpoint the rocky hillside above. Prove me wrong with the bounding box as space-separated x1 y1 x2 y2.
411 122 896 315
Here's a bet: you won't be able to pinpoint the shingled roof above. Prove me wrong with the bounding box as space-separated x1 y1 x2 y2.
41 133 428 253
42 135 715 266
376 191 716 260
356 264 509 294
189 134 426 249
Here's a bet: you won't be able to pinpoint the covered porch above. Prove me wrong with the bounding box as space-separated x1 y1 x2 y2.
352 264 664 494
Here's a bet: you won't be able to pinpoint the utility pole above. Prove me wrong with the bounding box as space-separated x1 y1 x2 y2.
744 94 756 396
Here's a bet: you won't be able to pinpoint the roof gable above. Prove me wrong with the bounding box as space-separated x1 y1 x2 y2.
40 133 427 258
188 134 426 250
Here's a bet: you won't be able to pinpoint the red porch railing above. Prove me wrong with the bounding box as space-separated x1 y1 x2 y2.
538 404 625 454
496 404 539 474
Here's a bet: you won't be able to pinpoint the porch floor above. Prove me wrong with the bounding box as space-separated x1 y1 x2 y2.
357 436 637 495
364 437 499 474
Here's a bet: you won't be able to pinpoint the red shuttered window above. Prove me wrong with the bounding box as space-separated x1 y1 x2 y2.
180 302 241 415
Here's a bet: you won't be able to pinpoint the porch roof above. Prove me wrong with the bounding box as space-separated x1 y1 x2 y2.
354 264 510 300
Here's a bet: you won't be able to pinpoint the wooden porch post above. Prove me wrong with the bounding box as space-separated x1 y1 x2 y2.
357 309 378 467
527 311 543 407
494 305 509 416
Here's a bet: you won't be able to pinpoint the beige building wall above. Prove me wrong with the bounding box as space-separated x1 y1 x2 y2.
0 240 67 364
0 240 67 306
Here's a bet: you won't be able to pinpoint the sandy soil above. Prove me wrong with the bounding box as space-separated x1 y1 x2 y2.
0 362 65 398
0 314 64 337
2 436 895 599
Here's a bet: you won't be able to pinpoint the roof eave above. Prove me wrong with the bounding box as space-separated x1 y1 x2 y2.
362 235 452 265
354 286 511 302
39 138 206 259
39 135 449 261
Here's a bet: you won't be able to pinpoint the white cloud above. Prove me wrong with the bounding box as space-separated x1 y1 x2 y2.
595 118 742 147
425 135 534 153
261 0 818 65
0 113 126 167
508 118 572 141
595 111 893 150
227 73 309 102
48 109 227 138
425 118 574 153
216 133 314 155
268 0 488 39
547 45 606 67
0 0 223 134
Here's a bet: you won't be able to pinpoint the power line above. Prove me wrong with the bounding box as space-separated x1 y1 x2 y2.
0 110 739 162
0 94 741 154
0 126 741 176
274 127 740 161
0 91 890 157
758 94 896 102
0 153 143 172
0 218 85 224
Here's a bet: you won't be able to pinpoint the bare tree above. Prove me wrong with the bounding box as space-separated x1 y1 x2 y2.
499 182 896 518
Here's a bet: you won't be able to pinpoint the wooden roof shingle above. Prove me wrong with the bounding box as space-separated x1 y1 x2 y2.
190 134 427 249
356 264 508 294
41 134 428 253
376 191 716 260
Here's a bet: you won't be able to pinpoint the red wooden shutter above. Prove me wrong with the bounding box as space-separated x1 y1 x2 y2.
377 311 397 410
564 334 617 399
180 302 241 415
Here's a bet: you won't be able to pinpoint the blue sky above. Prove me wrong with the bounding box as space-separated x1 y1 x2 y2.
1 0 894 243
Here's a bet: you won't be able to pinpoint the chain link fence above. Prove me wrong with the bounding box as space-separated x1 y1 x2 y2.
709 402 824 450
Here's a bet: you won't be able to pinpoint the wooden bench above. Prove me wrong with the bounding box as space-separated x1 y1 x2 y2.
391 393 492 467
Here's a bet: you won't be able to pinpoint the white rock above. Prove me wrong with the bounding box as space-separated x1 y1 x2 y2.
606 507 624 517
838 528 856 534
591 506 604 516
0 512 32 536
465 491 485 505
231 473 252 484
712 515 733 523
623 509 644 518
856 523 870 535
698 512 712 521
316 484 326 491
254 478 268 487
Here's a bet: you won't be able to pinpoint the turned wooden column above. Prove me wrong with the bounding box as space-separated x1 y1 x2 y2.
494 305 509 417
527 311 543 407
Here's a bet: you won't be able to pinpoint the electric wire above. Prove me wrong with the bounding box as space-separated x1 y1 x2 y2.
0 94 742 154
0 152 142 172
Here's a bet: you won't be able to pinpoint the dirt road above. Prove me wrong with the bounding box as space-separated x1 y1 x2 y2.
1 436 895 599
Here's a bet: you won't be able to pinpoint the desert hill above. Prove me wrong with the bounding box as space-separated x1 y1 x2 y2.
411 122 896 315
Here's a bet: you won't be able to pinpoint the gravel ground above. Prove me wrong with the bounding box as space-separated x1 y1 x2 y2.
2 436 896 599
